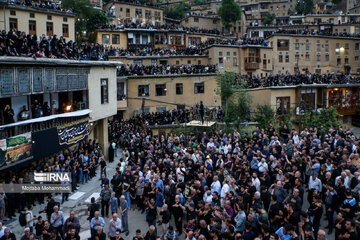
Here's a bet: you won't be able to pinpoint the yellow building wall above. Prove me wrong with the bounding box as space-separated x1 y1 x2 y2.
96 31 128 49
0 7 75 41
125 75 220 117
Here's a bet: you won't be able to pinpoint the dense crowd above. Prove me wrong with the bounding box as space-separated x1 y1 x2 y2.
197 38 269 48
117 64 217 76
0 30 108 60
113 46 208 57
238 73 360 88
105 115 360 240
274 29 360 38
7 0 72 13
0 139 104 220
97 23 221 35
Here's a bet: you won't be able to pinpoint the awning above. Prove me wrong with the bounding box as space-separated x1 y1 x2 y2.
0 109 92 129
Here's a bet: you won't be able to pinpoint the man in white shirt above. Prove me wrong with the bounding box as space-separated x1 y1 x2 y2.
108 213 122 240
258 158 268 173
25 205 35 233
252 172 261 192
211 175 221 194
207 138 215 149
220 179 230 207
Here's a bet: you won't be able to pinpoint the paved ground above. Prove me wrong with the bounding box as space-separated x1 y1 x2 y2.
4 148 337 240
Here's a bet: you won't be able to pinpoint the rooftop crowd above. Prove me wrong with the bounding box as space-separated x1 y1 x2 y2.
116 64 217 76
238 73 360 88
7 0 72 13
275 29 360 38
112 46 208 57
97 23 221 35
198 38 269 48
0 30 108 60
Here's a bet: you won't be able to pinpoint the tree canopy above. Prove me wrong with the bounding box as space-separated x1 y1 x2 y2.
63 0 108 37
296 0 314 15
218 0 241 29
163 2 191 20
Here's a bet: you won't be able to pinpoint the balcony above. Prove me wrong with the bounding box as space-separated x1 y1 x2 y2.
117 100 128 109
245 62 260 70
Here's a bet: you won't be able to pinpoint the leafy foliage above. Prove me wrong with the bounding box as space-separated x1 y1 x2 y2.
262 13 275 25
63 0 108 37
293 106 340 131
218 0 241 28
253 104 276 129
191 0 208 5
164 2 191 20
296 0 314 15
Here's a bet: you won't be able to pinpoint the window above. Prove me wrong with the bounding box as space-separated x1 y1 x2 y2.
317 54 321 62
285 55 289 63
355 56 359 61
277 39 289 51
233 51 237 56
279 54 283 63
219 57 223 68
126 8 130 17
305 43 310 51
337 58 341 66
29 20 36 35
233 57 237 66
62 24 69 38
356 43 360 51
219 51 222 56
176 83 183 95
305 53 310 61
155 84 166 96
138 85 149 96
30 12 35 18
301 93 315 110
154 11 161 21
276 97 290 114
47 15 52 20
145 10 151 19
46 22 53 36
156 106 166 112
9 18 17 30
187 60 191 64
194 17 199 22
63 17 68 22
101 79 108 104
10 10 16 16
135 8 143 17
194 82 204 94
226 57 230 62
102 34 110 44
227 52 230 56
325 54 329 61
112 34 120 44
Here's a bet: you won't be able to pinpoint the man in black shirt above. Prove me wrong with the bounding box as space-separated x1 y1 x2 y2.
88 197 100 221
92 227 106 240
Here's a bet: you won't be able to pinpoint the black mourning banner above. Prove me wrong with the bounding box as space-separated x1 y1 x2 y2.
57 119 90 145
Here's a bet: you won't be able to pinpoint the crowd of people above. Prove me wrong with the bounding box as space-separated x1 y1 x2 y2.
274 29 360 38
237 73 360 88
97 23 221 36
197 38 269 49
116 64 217 76
0 30 108 60
8 0 72 13
0 139 104 220
105 115 360 240
113 46 208 57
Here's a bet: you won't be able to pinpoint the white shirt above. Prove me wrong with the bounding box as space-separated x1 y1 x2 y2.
207 142 215 148
252 177 260 192
258 161 268 173
211 180 221 194
176 167 186 182
220 183 230 198
25 210 34 227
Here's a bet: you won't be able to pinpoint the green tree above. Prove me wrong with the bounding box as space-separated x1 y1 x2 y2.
63 0 108 38
296 0 314 15
253 104 275 129
262 12 275 25
218 0 241 29
216 70 236 118
164 2 190 20
293 106 340 131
